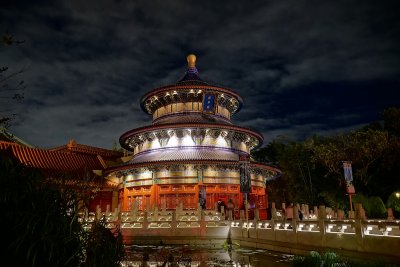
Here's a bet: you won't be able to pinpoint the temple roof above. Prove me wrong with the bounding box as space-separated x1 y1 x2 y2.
127 147 240 164
105 157 282 180
139 55 243 115
176 54 208 86
119 122 264 151
50 139 123 161
0 141 107 179
153 113 231 125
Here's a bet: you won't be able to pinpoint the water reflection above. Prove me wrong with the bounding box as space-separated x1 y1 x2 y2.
122 244 293 266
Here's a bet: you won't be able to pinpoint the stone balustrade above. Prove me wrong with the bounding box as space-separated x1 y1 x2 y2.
78 204 400 262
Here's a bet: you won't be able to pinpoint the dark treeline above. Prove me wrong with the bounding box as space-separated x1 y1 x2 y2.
252 107 400 218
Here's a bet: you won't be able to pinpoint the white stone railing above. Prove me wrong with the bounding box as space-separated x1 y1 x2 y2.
78 206 400 259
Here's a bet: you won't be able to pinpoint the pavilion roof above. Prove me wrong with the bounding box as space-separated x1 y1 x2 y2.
153 113 232 125
50 139 123 161
127 147 240 164
105 157 281 180
0 141 107 180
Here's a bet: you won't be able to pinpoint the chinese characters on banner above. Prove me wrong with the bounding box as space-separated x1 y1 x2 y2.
202 93 215 114
343 161 356 194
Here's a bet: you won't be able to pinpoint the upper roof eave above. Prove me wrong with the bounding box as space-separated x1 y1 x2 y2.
104 159 281 176
139 84 244 114
119 122 264 149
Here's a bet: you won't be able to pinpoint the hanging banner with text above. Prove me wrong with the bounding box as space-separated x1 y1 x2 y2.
343 161 353 183
239 156 251 193
343 161 355 194
202 93 216 114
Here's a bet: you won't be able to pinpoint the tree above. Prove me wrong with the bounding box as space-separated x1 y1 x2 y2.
0 33 26 128
381 107 400 137
2 150 85 266
1 150 125 266
257 108 400 212
309 129 389 193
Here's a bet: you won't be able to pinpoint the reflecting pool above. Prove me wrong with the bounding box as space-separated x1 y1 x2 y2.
121 244 293 266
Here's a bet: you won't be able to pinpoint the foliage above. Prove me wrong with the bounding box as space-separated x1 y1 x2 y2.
253 107 400 211
1 33 26 128
1 150 125 266
2 150 84 266
85 219 125 267
368 196 387 219
381 107 400 137
292 251 322 267
352 194 387 219
386 192 400 218
309 129 389 190
292 251 387 267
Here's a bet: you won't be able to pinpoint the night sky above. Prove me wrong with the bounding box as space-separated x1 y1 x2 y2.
1 0 400 149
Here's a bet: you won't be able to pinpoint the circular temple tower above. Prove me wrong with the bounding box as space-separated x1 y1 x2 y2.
105 55 280 218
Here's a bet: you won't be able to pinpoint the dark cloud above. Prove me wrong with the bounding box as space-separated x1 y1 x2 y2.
1 0 399 148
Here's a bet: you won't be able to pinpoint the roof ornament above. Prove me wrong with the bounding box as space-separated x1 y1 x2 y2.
68 139 77 148
187 54 196 68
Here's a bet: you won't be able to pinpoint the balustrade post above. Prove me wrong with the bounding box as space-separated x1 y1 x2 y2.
354 218 364 248
305 204 310 219
96 205 101 221
254 208 259 221
117 209 121 229
113 206 119 221
293 205 299 234
200 211 206 237
318 205 326 220
271 202 277 220
154 206 159 222
387 208 394 221
143 211 148 229
294 204 300 221
240 210 245 220
171 210 177 230
337 209 344 219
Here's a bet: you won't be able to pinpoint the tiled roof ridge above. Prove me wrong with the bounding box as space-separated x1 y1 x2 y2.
50 140 123 158
105 159 281 176
141 84 242 102
0 141 106 173
120 122 264 143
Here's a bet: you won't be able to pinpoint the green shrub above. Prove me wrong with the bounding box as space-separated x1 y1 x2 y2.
386 191 400 218
1 150 125 267
293 251 322 267
368 196 386 218
353 194 387 219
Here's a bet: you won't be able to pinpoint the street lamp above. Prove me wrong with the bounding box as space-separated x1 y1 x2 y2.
395 192 400 199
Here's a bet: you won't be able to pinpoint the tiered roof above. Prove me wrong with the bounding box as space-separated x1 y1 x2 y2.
0 141 106 178
127 147 240 164
51 139 123 161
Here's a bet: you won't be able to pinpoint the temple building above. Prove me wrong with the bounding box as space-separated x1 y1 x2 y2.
0 55 281 219
105 55 281 218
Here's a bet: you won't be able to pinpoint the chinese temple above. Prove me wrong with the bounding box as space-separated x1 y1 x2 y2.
105 54 281 217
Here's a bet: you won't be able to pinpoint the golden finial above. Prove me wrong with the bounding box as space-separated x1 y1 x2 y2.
187 54 196 68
